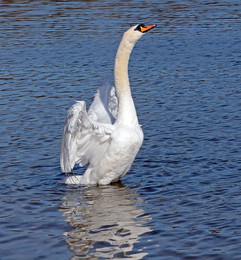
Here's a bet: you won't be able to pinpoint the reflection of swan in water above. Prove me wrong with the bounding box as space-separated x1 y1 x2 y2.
59 183 151 259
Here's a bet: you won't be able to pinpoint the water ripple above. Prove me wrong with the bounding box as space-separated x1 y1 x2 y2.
1 0 241 259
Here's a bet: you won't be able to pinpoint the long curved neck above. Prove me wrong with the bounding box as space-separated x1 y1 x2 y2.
114 35 138 126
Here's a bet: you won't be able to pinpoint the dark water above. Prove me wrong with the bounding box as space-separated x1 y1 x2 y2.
1 0 241 259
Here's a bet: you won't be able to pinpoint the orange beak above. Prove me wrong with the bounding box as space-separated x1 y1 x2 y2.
140 24 156 33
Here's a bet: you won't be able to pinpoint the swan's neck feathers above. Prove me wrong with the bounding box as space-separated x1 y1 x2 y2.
114 35 139 126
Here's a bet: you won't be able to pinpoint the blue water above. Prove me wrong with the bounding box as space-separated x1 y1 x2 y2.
1 0 241 259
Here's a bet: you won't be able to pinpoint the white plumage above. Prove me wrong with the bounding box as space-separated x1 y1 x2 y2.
60 24 156 185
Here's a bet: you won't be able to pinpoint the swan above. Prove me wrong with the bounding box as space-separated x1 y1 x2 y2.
60 24 156 185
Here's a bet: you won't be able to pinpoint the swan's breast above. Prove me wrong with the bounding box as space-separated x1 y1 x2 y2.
96 126 143 185
112 125 143 152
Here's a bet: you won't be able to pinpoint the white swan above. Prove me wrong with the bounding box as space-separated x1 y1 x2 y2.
60 24 156 185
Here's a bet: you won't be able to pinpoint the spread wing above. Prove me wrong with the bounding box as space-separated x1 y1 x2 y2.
108 85 118 120
60 101 115 173
88 83 118 124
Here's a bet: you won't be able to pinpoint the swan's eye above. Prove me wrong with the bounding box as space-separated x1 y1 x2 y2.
134 24 146 32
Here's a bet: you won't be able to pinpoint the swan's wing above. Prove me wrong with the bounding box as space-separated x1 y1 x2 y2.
88 83 118 124
60 101 114 173
108 85 118 120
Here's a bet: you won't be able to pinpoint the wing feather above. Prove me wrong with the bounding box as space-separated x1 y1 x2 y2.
88 83 118 124
60 101 114 173
108 86 118 120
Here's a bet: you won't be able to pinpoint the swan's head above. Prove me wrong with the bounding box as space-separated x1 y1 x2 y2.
124 24 156 44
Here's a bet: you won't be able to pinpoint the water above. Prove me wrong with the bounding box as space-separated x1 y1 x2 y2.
1 0 241 259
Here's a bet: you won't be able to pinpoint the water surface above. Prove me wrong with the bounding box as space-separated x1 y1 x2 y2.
1 0 241 259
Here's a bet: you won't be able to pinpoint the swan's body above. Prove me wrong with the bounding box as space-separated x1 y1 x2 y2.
60 24 156 185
